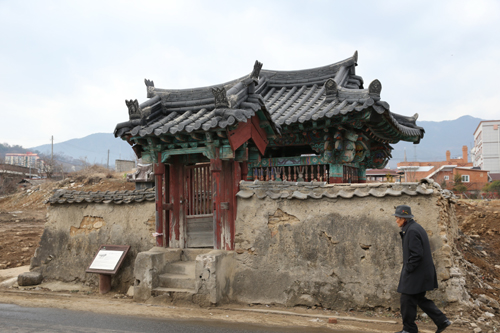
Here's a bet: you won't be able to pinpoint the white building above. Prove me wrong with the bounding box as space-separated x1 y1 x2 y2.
472 120 500 174
5 152 41 169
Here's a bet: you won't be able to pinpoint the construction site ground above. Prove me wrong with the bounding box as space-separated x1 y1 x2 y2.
0 169 498 332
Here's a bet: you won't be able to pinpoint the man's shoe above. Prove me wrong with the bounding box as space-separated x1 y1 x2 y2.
436 319 452 333
395 330 411 333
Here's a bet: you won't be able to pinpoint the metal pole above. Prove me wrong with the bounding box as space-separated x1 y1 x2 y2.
51 136 54 177
497 124 500 173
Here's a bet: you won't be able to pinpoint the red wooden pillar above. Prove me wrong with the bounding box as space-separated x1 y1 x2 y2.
229 161 241 250
154 155 164 247
163 163 170 247
169 155 182 246
211 151 222 250
241 162 248 181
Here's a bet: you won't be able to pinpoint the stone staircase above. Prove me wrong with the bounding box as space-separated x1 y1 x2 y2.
152 249 210 297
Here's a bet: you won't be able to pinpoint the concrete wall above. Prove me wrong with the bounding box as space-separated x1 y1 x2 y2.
31 202 155 292
231 183 465 310
115 160 136 173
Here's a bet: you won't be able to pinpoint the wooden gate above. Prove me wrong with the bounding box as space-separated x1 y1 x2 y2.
185 164 213 248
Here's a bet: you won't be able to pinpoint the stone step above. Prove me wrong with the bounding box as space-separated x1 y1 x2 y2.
165 261 195 275
158 273 195 289
152 287 196 297
181 249 212 261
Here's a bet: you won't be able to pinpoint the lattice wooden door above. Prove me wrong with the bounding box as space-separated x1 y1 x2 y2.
184 164 213 248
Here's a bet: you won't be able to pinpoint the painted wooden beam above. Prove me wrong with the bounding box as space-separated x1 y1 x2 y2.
228 120 252 153
190 133 203 141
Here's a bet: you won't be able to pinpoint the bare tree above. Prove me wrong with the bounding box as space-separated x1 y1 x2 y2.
38 154 61 179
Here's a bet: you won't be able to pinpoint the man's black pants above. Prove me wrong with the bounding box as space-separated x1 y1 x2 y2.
400 292 447 332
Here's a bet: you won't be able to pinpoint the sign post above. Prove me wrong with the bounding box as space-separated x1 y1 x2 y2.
86 245 130 294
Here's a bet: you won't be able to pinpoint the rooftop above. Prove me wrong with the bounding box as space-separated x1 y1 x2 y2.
115 52 425 146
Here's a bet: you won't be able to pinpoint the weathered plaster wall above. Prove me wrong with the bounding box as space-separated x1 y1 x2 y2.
232 182 464 310
196 250 236 304
31 202 155 292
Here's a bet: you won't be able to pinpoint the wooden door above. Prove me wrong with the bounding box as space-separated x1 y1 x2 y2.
185 164 213 248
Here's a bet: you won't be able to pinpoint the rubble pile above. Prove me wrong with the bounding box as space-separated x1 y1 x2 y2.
0 168 135 211
0 167 135 271
452 200 500 332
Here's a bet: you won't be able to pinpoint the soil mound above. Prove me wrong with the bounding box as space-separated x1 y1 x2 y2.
0 167 135 270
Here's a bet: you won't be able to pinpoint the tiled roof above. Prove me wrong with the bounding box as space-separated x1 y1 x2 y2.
236 180 442 200
114 74 270 138
46 188 155 205
114 52 424 143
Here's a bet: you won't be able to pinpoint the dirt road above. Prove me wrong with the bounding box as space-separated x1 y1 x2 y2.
0 282 470 333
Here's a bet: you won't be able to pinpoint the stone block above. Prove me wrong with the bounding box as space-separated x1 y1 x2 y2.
18 272 43 286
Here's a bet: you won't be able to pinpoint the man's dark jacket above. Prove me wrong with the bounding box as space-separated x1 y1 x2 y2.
397 219 438 294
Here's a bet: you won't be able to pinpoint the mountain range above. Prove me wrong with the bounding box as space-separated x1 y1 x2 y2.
388 115 482 168
27 116 484 169
29 133 134 167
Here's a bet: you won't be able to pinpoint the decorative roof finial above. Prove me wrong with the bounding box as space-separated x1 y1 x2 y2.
353 50 358 65
368 79 382 95
251 60 263 81
126 99 141 120
212 87 230 109
324 79 338 101
145 79 155 98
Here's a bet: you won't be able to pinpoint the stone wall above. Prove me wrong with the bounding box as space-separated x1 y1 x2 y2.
231 181 466 310
31 200 155 292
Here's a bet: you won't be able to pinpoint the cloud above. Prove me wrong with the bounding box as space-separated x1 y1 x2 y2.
1 0 500 147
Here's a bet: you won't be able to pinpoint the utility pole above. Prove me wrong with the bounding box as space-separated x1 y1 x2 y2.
107 150 110 169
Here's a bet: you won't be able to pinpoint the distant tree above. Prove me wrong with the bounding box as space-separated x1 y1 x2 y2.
38 153 62 179
0 176 17 195
483 180 500 196
453 173 468 195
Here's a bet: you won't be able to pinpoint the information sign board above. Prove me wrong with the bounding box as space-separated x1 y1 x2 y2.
86 245 130 275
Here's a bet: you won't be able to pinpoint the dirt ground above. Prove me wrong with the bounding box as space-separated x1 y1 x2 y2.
455 200 500 304
0 210 46 269
0 170 498 331
0 166 134 270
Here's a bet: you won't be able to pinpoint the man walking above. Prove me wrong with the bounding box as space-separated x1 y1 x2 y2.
393 205 452 333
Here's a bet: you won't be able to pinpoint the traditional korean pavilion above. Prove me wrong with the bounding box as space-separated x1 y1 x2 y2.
114 51 425 250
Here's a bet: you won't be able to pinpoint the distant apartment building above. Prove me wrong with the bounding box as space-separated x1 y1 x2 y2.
5 152 43 170
397 146 489 191
471 120 500 176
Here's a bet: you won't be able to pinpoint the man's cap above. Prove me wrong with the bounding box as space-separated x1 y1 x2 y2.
393 205 414 218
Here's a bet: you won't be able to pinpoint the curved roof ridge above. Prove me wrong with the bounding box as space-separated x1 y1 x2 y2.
259 51 357 83
153 74 249 95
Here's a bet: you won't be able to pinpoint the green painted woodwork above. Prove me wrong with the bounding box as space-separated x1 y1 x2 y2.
221 145 235 159
329 164 343 179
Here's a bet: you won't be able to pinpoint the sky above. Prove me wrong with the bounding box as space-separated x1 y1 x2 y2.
1 0 500 148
